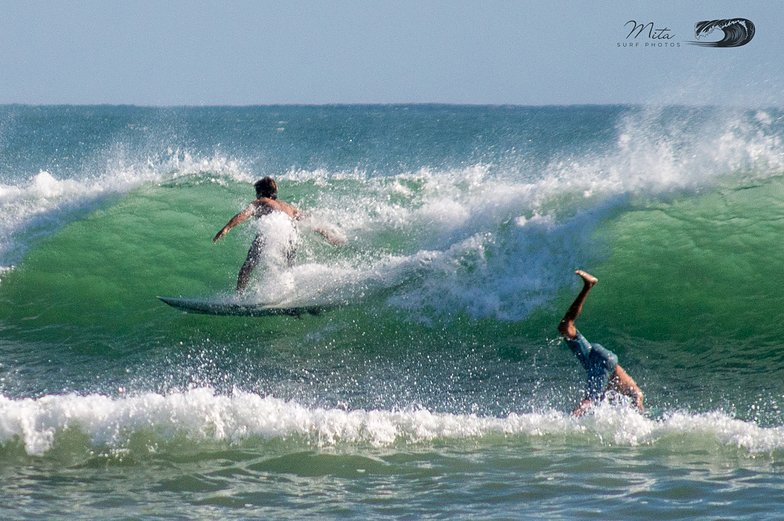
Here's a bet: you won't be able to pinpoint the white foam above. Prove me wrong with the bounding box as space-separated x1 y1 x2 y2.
262 107 784 321
571 107 784 195
5 107 783 315
1 389 782 457
263 163 616 321
0 171 105 274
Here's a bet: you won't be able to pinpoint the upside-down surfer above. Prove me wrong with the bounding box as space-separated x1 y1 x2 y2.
213 176 344 294
558 270 644 416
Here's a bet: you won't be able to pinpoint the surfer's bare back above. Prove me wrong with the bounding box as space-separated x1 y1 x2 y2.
558 270 644 416
213 176 344 294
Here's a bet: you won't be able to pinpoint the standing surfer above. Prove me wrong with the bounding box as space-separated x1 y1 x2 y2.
213 176 343 294
558 270 644 416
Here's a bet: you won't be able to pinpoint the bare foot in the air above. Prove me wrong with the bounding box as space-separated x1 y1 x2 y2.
575 270 597 287
558 270 598 338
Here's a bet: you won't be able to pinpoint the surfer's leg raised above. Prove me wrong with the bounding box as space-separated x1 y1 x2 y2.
558 270 598 339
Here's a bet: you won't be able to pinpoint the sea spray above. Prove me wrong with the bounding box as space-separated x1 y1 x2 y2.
3 389 784 459
2 105 784 519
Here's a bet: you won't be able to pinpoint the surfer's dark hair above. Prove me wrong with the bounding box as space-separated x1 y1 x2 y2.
255 177 278 199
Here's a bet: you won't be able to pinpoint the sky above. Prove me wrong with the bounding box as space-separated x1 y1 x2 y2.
0 1 782 106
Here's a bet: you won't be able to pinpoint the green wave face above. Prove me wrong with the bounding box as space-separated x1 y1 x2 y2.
1 105 784 436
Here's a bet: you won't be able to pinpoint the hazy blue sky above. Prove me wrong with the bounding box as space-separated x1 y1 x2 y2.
1 1 781 106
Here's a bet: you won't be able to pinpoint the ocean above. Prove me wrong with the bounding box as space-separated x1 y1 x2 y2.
1 104 784 519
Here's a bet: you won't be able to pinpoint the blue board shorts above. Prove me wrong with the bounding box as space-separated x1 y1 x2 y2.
564 329 618 401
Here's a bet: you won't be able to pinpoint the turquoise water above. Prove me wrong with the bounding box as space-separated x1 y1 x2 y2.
1 105 784 519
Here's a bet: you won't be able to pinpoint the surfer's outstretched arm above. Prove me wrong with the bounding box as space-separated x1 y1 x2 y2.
295 213 346 246
609 365 644 411
213 206 255 243
312 225 346 246
558 270 598 339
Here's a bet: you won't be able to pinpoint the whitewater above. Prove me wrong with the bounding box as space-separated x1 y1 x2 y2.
1 104 784 519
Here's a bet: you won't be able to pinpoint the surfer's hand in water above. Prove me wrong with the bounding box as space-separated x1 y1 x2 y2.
213 225 234 242
313 226 346 246
297 214 345 246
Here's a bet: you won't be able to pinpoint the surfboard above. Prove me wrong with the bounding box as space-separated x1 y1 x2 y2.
158 296 337 317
